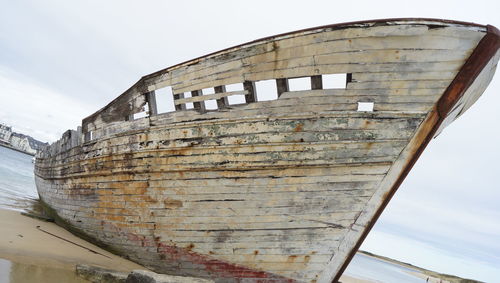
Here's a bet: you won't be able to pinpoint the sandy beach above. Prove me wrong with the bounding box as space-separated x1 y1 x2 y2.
0 208 144 277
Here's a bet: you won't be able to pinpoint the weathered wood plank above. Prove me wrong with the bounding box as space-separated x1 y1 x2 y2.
351 71 457 82
243 61 464 82
151 230 347 243
147 182 382 197
170 59 245 85
172 75 244 95
147 116 422 141
100 186 377 206
347 80 450 90
174 90 248 105
279 88 442 99
95 199 373 218
273 25 483 49
150 218 357 231
73 156 395 175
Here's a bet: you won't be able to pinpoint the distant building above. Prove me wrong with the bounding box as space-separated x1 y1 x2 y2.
10 133 37 155
0 123 48 155
0 124 12 144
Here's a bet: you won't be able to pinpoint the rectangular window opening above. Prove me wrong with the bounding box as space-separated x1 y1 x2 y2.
133 104 149 119
255 79 278 101
227 95 246 105
357 102 374 112
155 86 176 114
205 99 218 110
85 131 94 142
323 73 348 89
288 77 310 91
225 83 244 92
202 88 215 95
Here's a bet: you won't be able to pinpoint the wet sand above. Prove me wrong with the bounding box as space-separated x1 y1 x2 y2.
0 208 144 274
0 258 89 283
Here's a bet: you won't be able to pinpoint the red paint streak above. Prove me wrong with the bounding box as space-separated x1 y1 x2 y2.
101 222 297 282
155 242 296 281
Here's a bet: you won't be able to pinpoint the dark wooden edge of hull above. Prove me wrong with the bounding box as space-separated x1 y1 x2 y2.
331 23 500 283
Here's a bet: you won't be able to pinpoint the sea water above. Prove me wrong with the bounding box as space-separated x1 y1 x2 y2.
0 146 38 211
344 253 427 282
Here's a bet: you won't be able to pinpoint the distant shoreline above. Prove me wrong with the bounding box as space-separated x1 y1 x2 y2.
0 143 35 156
358 250 484 283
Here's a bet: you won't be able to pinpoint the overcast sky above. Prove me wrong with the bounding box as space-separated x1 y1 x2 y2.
1 0 499 281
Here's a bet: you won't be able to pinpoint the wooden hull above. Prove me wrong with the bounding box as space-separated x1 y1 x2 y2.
35 19 500 283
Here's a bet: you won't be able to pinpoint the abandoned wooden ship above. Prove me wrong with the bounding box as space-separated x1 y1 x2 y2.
35 19 500 283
